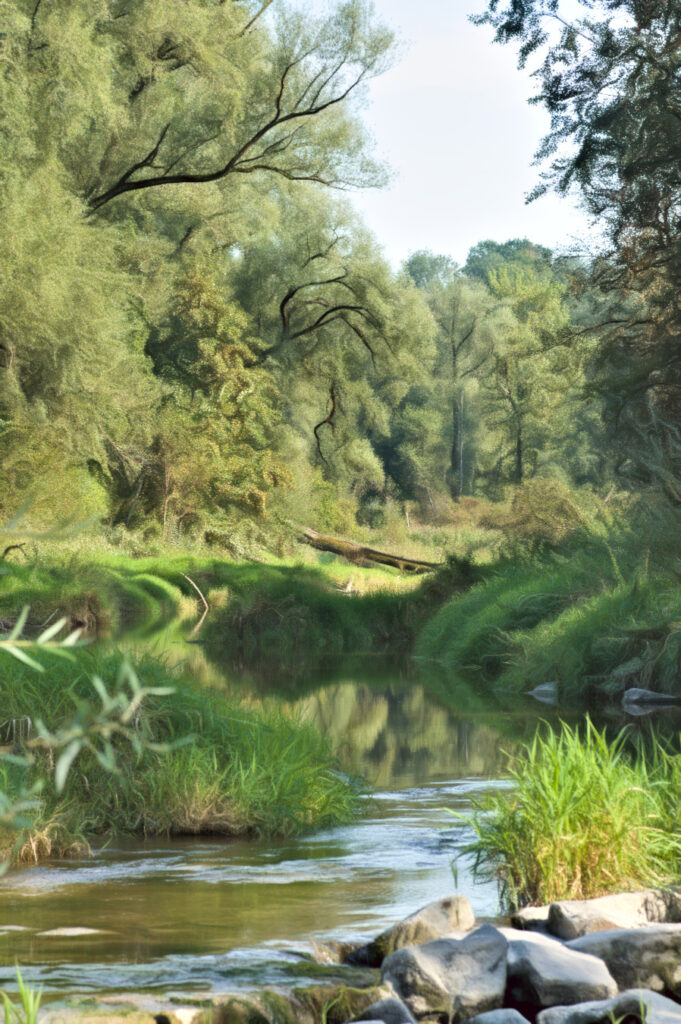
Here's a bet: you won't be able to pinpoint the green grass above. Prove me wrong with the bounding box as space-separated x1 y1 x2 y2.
0 649 362 863
499 578 681 700
415 533 681 702
1 547 478 677
0 967 42 1024
461 719 681 909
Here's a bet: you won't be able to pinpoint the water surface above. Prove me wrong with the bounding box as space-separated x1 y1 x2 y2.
0 636 657 1000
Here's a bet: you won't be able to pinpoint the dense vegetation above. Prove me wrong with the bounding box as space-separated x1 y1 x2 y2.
0 648 361 864
0 0 618 549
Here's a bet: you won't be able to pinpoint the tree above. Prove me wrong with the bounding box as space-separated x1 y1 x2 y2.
473 0 681 488
15 0 393 212
464 239 553 283
478 266 572 485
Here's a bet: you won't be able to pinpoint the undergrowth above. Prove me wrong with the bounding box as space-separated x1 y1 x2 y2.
461 719 681 908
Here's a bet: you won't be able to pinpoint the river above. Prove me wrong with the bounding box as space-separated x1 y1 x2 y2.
0 629 665 1004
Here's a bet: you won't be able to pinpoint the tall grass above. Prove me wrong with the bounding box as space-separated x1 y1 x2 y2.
1 968 42 1024
0 650 362 863
462 719 681 909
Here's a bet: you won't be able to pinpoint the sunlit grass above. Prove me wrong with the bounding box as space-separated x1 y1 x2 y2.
460 719 681 909
0 650 363 863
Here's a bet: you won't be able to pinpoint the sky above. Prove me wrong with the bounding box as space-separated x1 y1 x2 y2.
330 0 595 269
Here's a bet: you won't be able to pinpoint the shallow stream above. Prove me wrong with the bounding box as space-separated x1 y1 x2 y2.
0 631 670 1002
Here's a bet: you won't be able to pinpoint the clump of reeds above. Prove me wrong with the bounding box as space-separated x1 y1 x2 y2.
461 719 681 909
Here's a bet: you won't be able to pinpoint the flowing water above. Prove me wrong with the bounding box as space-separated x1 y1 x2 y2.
0 630 663 1002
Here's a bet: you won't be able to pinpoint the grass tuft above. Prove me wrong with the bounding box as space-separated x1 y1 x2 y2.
461 719 681 909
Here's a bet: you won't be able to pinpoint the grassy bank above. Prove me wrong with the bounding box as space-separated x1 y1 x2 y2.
0 649 362 864
0 545 479 674
416 529 681 703
462 720 681 909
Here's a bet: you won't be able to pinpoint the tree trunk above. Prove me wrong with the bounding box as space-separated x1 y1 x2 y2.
515 422 523 483
300 528 441 574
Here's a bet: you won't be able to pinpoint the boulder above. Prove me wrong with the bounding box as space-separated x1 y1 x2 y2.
348 896 475 967
622 689 681 707
511 906 551 933
548 892 674 940
353 996 418 1023
526 683 558 705
536 988 681 1024
381 924 507 1021
504 928 618 1008
465 1011 532 1024
568 925 681 997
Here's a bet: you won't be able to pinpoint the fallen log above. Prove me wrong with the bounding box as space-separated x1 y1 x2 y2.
300 528 442 574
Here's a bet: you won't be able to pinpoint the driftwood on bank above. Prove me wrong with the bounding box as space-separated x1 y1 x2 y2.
300 528 442 574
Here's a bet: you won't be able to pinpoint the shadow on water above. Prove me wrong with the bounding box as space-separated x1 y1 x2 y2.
2 623 680 1000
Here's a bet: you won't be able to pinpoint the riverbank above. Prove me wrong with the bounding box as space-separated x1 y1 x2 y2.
0 649 362 865
5 521 681 706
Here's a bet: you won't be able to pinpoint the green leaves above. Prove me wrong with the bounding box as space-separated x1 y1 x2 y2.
0 607 83 673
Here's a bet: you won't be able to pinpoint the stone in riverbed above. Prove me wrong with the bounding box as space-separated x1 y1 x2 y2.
352 996 418 1023
504 928 618 1009
526 683 558 705
536 988 681 1024
622 689 681 707
465 1010 532 1024
38 927 110 937
347 895 475 967
568 925 681 997
547 891 678 940
381 924 507 1021
511 906 551 932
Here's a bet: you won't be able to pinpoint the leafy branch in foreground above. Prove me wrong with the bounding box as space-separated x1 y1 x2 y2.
0 610 184 866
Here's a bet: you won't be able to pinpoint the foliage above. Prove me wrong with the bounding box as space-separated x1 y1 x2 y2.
473 0 681 498
460 720 681 908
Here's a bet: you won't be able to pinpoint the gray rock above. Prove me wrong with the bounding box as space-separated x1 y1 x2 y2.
526 683 558 705
548 892 672 940
511 906 551 932
349 895 475 967
537 988 681 1024
353 996 418 1023
622 689 681 706
506 929 618 1008
465 1011 532 1024
381 924 507 1021
568 925 681 996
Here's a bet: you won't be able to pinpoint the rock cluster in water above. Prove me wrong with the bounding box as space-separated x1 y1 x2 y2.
35 890 681 1023
344 890 681 1024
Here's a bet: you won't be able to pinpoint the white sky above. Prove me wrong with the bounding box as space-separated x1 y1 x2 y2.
339 0 595 269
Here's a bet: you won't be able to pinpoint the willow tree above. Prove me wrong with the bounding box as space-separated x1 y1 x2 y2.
474 0 681 489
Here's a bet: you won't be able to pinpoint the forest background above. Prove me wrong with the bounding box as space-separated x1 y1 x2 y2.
1 0 647 555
